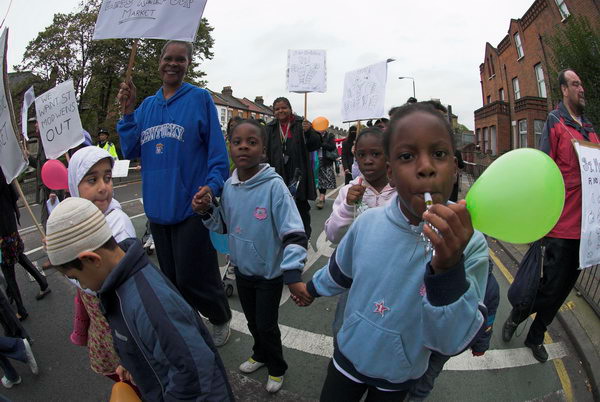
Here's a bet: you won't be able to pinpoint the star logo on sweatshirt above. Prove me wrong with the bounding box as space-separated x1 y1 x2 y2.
373 300 390 317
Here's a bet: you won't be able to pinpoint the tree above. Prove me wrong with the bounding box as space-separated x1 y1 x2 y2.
546 16 600 126
15 0 215 136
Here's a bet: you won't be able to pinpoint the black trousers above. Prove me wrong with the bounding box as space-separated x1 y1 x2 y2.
1 254 48 316
295 199 312 239
150 214 231 325
512 237 581 345
344 173 353 185
236 273 287 377
0 289 28 340
320 361 408 402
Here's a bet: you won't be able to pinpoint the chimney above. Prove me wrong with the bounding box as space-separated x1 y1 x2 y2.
447 105 453 126
255 96 264 105
222 86 233 97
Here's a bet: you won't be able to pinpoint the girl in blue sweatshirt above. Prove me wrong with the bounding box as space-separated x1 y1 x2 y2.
192 120 311 394
296 103 489 401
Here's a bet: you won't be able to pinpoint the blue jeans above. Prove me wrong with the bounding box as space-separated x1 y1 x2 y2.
409 352 451 399
0 337 26 382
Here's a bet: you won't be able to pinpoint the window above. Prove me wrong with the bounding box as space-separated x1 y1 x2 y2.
555 0 570 19
220 108 225 125
482 127 488 152
490 126 497 155
513 77 521 100
499 88 505 101
534 120 544 148
238 110 244 117
251 113 256 119
514 32 524 59
535 64 547 98
487 95 491 104
519 119 528 148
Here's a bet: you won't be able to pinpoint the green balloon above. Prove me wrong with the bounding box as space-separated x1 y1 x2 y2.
466 148 565 244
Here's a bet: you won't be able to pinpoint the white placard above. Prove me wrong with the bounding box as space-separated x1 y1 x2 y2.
287 49 327 93
93 0 207 41
112 159 130 178
341 61 388 122
0 28 27 184
34 80 84 160
21 86 35 141
573 141 600 269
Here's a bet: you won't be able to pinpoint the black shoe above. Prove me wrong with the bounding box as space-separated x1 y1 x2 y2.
502 316 518 342
524 341 548 363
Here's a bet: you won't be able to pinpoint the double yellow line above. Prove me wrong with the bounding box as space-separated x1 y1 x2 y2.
489 249 573 402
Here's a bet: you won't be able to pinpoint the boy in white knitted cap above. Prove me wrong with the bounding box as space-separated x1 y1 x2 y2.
46 197 233 401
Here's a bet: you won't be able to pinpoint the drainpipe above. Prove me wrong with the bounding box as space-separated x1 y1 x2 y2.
503 64 514 150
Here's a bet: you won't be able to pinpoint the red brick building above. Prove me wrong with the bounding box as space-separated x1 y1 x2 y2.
474 0 600 155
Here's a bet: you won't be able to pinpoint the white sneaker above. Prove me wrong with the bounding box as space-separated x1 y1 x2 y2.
239 357 265 373
22 338 38 375
266 375 284 393
212 320 231 347
1 376 21 389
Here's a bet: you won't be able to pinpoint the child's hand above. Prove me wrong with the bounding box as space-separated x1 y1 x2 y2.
41 236 47 251
288 282 313 306
422 200 474 273
346 184 366 205
192 186 213 214
116 365 136 385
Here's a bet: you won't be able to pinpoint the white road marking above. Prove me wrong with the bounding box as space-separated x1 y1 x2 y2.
229 309 567 371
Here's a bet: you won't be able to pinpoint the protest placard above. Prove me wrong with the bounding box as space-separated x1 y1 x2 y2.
112 159 131 178
0 28 27 184
341 61 388 122
287 50 327 93
92 0 207 41
35 80 84 160
21 86 35 141
573 140 600 268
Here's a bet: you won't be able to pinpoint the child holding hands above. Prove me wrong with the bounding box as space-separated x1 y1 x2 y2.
297 103 489 401
193 120 311 393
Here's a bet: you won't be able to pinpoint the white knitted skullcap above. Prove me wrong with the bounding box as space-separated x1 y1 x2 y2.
46 197 113 266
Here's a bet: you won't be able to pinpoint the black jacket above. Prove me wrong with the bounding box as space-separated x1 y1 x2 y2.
0 170 20 236
265 115 321 201
341 139 354 172
320 132 337 166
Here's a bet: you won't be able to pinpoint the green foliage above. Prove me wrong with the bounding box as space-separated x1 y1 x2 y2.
546 16 600 126
15 0 215 137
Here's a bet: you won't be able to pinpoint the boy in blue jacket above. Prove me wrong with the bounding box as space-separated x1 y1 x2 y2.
46 197 233 402
193 119 310 394
296 103 489 401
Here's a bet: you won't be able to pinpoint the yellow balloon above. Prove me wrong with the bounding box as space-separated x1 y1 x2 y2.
312 116 329 131
110 382 141 402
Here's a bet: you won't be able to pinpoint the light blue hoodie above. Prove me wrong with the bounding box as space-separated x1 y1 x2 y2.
203 164 308 283
307 193 489 390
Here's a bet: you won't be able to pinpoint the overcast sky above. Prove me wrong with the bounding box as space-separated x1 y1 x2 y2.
3 0 535 130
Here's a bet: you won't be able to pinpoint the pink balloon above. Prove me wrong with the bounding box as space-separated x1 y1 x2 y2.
41 160 68 190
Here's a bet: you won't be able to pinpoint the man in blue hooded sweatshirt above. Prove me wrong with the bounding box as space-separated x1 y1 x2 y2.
116 40 232 346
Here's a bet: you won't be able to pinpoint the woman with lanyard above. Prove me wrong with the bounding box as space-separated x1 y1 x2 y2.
116 40 232 346
265 98 321 239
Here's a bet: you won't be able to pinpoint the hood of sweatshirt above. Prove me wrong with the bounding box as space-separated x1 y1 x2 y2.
230 164 280 189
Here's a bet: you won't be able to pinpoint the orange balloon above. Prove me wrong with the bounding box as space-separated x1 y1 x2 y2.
110 382 141 402
312 116 329 131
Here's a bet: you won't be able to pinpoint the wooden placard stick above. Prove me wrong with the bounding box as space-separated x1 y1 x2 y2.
13 179 45 237
120 39 139 115
304 92 308 121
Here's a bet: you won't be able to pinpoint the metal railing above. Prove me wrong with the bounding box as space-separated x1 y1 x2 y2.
462 160 600 317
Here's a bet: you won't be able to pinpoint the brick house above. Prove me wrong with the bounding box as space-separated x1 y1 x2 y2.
474 0 600 155
209 86 274 135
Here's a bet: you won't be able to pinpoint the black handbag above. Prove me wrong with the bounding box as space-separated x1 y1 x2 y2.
507 240 544 312
324 149 338 161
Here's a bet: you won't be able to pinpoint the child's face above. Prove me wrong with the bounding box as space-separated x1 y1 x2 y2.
78 158 113 213
229 124 265 171
386 111 456 225
355 135 387 185
60 254 110 292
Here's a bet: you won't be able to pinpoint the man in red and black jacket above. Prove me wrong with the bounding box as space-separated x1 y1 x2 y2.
503 69 598 362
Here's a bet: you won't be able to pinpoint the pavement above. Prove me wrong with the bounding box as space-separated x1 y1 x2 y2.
1 174 598 401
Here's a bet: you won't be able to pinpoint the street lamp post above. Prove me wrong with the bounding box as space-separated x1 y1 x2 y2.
398 76 416 99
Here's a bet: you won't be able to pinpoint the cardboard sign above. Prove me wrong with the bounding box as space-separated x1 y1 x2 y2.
0 28 27 184
573 140 600 269
93 0 207 41
112 159 131 178
35 80 84 160
341 61 388 122
287 49 327 93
